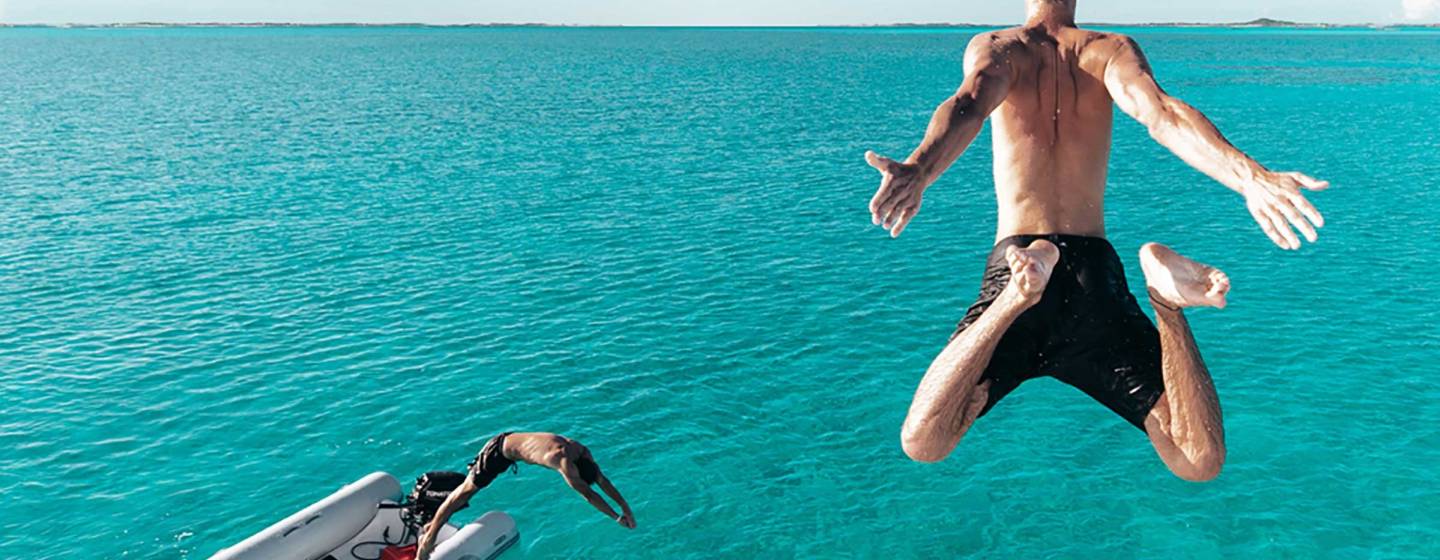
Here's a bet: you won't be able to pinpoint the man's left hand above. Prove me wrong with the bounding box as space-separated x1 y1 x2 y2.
1242 170 1329 250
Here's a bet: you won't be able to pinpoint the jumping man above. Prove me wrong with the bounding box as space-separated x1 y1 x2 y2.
865 0 1328 481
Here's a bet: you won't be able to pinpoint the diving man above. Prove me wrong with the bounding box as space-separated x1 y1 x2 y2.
416 432 635 560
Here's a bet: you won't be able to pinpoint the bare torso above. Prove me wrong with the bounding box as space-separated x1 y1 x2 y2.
984 26 1125 240
501 432 589 470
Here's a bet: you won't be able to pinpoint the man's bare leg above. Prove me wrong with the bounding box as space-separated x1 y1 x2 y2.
901 240 1059 463
1139 243 1231 482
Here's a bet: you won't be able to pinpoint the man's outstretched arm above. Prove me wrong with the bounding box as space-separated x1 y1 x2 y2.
866 34 1015 237
1104 36 1329 250
557 458 628 527
596 473 636 529
416 476 480 560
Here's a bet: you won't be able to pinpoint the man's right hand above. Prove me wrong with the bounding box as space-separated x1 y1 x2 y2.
866 151 929 238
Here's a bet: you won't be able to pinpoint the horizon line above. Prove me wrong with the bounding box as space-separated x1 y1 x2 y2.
2 20 1436 29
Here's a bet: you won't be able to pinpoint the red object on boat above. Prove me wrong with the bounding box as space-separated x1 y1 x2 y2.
380 544 418 560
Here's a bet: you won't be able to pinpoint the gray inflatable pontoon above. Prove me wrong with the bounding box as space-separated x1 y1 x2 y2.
211 472 518 560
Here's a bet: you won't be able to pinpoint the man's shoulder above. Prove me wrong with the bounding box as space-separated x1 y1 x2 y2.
963 28 1028 69
1078 30 1140 58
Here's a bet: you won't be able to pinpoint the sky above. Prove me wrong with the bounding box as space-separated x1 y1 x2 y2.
0 0 1436 25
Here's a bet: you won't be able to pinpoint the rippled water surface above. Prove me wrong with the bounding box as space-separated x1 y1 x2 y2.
2 27 1438 559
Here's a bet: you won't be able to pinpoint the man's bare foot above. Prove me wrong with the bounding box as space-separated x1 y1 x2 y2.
1139 243 1231 309
1000 240 1060 308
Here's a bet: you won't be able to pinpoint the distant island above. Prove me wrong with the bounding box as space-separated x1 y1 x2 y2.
1 18 1437 29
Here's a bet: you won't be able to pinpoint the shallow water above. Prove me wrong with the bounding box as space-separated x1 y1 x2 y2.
1 26 1438 559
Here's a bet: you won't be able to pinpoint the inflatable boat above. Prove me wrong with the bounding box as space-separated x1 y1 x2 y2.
211 472 519 560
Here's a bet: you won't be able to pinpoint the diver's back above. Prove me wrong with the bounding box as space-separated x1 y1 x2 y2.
987 26 1126 237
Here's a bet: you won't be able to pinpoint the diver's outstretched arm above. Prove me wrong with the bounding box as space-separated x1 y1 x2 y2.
558 457 626 527
596 473 635 529
1103 36 1329 250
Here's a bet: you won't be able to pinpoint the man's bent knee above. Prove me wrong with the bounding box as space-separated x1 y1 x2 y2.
1169 449 1226 482
900 429 953 464
900 417 966 463
901 386 987 463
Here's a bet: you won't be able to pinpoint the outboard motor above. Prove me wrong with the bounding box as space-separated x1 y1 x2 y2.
405 471 470 529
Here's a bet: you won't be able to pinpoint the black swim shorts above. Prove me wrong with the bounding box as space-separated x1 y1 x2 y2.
468 432 517 489
954 234 1164 431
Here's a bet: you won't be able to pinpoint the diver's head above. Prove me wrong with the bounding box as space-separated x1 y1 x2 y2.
576 456 601 485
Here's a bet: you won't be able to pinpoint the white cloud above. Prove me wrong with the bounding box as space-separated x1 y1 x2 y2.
1403 0 1440 21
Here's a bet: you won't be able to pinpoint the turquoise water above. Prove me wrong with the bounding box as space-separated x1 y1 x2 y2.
2 26 1438 559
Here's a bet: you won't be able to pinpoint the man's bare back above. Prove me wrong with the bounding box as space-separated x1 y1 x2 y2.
862 0 1330 482
980 26 1126 238
502 432 591 469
